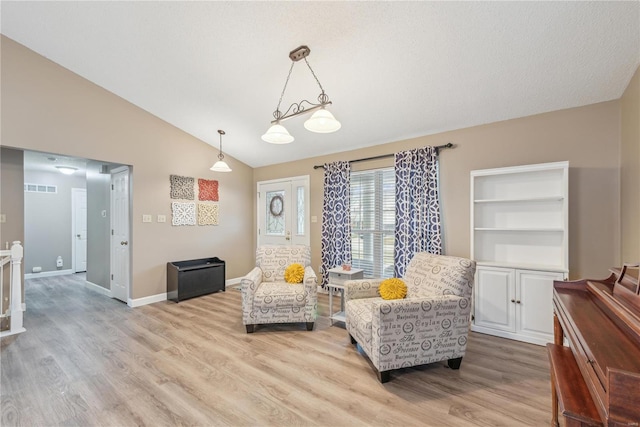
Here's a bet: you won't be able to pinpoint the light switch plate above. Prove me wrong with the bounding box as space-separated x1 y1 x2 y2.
142 214 152 223
157 215 166 223
311 215 318 223
0 214 5 223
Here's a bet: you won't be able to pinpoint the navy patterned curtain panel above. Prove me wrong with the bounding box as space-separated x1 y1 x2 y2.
321 161 352 287
394 147 442 278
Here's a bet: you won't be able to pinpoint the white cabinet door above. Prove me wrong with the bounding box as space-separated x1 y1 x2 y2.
517 270 564 341
474 266 516 333
473 266 565 345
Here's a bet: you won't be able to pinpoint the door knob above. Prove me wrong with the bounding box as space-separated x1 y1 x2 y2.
121 241 128 246
77 234 81 238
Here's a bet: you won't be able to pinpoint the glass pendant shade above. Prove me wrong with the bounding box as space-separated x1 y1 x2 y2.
210 129 232 172
261 123 295 144
304 108 341 133
210 160 232 172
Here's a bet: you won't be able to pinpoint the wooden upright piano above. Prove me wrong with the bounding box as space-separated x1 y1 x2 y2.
548 264 640 426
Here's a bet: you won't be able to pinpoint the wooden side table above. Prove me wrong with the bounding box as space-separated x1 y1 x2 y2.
327 267 364 325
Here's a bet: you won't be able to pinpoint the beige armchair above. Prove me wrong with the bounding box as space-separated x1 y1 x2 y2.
241 245 318 333
345 253 476 383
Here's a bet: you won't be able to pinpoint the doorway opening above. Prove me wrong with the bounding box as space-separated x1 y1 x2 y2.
22 150 131 304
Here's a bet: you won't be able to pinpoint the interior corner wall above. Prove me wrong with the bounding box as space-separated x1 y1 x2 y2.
0 148 24 248
254 101 622 281
86 161 111 289
1 36 255 300
0 147 24 330
23 170 86 273
620 65 640 264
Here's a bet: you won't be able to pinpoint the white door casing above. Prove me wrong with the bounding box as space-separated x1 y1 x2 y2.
71 188 87 273
110 167 130 303
257 176 310 246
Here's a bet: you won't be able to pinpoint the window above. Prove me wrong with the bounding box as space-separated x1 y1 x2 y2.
350 168 395 278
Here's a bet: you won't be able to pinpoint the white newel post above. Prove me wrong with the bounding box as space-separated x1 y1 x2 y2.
2 241 25 337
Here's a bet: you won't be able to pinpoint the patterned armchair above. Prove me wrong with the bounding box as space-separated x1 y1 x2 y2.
345 253 476 383
241 245 318 333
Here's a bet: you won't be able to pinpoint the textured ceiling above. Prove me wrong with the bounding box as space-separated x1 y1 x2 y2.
2 1 639 167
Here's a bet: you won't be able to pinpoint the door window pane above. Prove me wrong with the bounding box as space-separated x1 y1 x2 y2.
266 191 285 235
297 186 305 235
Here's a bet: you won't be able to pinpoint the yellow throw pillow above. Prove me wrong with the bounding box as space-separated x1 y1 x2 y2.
284 263 305 284
379 278 408 300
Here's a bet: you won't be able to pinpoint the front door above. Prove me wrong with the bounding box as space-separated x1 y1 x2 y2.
257 176 309 246
110 167 130 303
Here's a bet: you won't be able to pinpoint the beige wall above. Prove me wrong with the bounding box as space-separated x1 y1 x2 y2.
0 148 24 250
1 36 255 299
2 33 630 302
254 101 622 280
620 65 640 264
0 148 25 330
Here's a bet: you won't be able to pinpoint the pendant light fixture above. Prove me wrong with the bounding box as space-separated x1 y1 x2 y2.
262 45 341 144
210 130 232 172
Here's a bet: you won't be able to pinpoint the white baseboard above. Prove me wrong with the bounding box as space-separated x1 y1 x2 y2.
0 327 26 338
25 269 74 279
128 293 167 308
225 277 242 289
128 278 240 306
85 280 112 297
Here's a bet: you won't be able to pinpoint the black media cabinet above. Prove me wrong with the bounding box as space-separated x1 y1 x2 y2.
167 257 225 302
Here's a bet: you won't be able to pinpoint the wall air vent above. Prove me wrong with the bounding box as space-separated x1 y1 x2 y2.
24 183 57 194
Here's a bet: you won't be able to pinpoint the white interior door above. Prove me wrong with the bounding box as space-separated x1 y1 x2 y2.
110 167 130 303
258 176 309 246
72 188 87 273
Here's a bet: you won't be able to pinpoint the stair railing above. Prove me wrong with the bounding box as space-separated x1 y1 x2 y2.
0 241 25 337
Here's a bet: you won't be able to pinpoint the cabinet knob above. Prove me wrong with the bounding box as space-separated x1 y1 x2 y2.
511 299 515 303
516 300 521 304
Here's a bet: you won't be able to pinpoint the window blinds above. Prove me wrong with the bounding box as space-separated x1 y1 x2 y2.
350 168 395 278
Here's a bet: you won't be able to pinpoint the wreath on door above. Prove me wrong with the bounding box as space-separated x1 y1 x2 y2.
269 195 284 217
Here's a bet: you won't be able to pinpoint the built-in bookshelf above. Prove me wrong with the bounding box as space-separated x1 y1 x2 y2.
470 161 569 345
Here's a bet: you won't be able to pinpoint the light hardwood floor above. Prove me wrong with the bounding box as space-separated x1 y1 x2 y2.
1 274 554 426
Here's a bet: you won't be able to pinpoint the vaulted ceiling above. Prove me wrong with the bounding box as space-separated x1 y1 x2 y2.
2 1 639 167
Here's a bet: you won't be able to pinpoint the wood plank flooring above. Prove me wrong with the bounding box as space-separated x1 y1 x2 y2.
1 274 555 426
